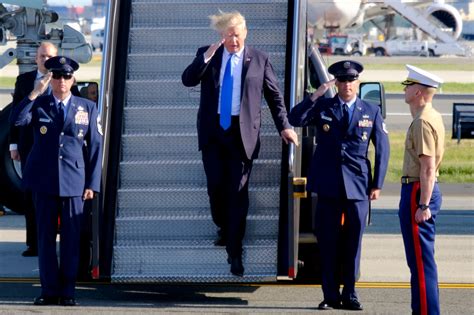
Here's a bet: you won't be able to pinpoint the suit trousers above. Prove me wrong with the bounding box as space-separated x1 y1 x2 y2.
399 182 441 315
315 195 369 302
33 193 84 298
202 117 253 258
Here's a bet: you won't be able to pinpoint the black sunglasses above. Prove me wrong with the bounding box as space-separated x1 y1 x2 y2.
52 72 73 80
336 76 357 83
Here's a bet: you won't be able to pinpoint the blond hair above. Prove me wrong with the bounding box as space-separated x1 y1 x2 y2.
209 10 246 33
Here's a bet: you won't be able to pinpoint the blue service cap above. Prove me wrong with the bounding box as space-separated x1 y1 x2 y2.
328 60 363 80
44 56 79 74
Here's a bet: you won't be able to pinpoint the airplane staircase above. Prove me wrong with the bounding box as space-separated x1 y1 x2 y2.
111 0 290 282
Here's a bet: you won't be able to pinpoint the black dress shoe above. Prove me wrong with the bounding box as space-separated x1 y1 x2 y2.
318 300 341 310
60 297 77 306
341 299 363 311
22 247 38 257
33 296 59 305
230 256 244 277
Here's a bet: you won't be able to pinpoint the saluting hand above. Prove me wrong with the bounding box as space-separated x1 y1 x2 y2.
280 128 299 146
29 73 52 100
204 38 225 61
310 79 336 102
83 189 94 200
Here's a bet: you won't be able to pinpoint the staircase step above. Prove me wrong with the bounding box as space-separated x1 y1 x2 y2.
129 26 287 53
112 242 277 283
115 215 279 243
123 106 284 133
121 132 283 160
119 159 281 188
131 0 288 27
117 187 280 212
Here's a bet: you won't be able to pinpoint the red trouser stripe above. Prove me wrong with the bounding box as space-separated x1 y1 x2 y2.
410 182 427 315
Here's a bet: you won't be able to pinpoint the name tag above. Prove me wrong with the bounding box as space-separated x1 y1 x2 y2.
39 118 51 123
321 113 332 121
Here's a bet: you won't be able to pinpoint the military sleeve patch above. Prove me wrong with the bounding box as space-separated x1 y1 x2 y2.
382 122 389 134
97 116 103 136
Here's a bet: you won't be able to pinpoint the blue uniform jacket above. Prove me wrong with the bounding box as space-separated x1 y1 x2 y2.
289 95 389 200
12 94 102 197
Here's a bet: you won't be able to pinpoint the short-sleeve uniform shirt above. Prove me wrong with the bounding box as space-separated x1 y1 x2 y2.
402 103 445 177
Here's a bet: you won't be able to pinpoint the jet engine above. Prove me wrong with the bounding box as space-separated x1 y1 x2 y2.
425 2 462 40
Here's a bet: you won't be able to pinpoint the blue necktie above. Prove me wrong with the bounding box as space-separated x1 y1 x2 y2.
220 54 234 130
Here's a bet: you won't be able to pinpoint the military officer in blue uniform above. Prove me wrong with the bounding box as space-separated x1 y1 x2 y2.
399 65 444 315
289 60 389 311
12 56 102 306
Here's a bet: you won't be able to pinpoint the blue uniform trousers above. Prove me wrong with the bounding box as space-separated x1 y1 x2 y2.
33 193 84 298
315 196 369 303
399 182 441 315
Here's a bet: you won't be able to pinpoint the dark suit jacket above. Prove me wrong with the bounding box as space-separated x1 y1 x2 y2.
8 70 36 169
289 95 390 200
182 46 291 160
13 94 102 196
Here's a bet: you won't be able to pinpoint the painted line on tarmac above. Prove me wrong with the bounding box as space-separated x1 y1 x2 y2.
0 278 472 289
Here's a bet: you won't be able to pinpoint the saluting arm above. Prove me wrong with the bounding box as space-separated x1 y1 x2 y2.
288 79 335 127
11 97 35 127
182 41 223 87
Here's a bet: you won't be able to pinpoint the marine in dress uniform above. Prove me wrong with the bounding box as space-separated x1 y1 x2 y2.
289 60 389 311
12 56 102 306
399 65 445 315
182 11 298 277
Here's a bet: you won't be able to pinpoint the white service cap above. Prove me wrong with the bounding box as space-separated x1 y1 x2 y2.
401 64 443 88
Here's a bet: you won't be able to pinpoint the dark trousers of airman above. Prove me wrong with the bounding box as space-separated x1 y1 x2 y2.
202 116 253 259
399 182 441 315
34 193 84 299
24 190 37 251
315 195 369 303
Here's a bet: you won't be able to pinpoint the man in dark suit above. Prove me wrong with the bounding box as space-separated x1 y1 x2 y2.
182 11 298 277
289 60 389 311
12 56 102 306
8 41 58 257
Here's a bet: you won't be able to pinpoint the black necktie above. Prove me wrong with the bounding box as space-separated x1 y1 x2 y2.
342 103 349 131
57 102 65 122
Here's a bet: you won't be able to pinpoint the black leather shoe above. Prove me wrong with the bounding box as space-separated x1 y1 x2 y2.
22 247 38 257
60 297 77 306
33 296 59 305
230 256 244 277
341 299 363 311
318 300 341 310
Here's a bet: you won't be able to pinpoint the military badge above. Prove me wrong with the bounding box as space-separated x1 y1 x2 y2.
358 119 373 128
323 124 330 132
40 126 47 134
75 111 89 125
60 57 66 64
361 131 368 141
